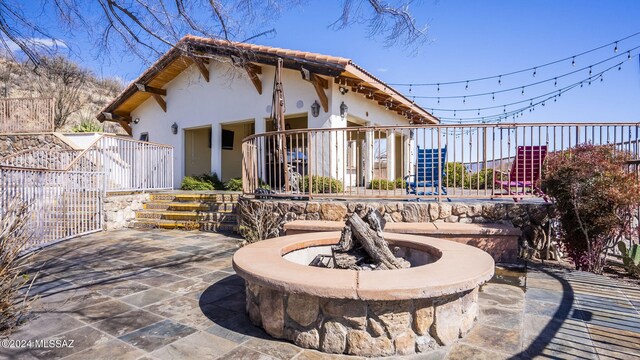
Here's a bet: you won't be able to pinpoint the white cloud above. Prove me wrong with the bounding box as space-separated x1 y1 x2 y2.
377 68 388 72
4 37 67 52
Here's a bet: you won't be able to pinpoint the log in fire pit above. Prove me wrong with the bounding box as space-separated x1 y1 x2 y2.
232 206 495 357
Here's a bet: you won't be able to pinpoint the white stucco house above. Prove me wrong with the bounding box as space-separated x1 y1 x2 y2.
98 36 438 188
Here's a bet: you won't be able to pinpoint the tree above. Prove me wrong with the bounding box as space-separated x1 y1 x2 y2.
0 1 428 68
37 56 88 129
542 144 640 273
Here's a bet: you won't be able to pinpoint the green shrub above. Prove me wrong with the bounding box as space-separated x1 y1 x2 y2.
180 176 215 190
444 162 469 188
618 241 640 277
225 178 243 191
542 144 640 273
197 173 225 190
468 168 495 190
368 179 395 190
368 178 406 190
72 119 102 133
300 175 343 193
180 172 226 191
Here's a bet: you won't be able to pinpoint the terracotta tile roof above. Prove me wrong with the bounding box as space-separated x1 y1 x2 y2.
98 35 438 124
183 35 352 67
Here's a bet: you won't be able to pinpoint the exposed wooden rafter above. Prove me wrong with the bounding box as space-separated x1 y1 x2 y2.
135 83 167 96
136 83 167 112
307 73 328 112
101 112 132 123
192 57 210 82
118 120 132 136
244 63 262 94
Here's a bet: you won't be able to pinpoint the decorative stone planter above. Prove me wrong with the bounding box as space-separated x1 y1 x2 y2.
233 232 494 357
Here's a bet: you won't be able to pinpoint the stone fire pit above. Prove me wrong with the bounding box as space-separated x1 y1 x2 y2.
232 231 494 357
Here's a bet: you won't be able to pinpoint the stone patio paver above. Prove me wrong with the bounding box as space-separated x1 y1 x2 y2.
0 229 638 359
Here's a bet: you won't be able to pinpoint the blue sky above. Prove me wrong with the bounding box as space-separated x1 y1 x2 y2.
17 0 640 124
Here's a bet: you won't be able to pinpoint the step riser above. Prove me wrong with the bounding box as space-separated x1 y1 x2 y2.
150 194 240 202
136 212 237 223
143 203 236 212
131 221 237 233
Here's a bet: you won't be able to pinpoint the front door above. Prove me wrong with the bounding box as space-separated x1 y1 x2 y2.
184 127 212 177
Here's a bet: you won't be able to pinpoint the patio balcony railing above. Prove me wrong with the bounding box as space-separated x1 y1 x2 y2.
241 122 640 201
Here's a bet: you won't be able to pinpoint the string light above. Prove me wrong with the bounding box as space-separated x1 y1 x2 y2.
533 67 537 77
465 81 469 90
383 31 640 88
615 41 618 52
554 77 557 86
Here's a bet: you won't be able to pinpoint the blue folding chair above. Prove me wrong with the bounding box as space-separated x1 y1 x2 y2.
405 146 448 196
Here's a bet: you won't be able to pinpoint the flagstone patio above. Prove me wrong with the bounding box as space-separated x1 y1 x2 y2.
1 229 639 359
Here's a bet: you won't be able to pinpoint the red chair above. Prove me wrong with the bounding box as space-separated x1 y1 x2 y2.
494 145 547 201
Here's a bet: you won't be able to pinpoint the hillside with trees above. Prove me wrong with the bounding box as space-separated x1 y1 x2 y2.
0 54 125 133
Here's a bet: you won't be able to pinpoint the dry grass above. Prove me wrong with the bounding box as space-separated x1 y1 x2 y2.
0 193 36 335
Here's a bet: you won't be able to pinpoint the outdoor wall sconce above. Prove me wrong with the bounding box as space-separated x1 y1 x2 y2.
339 86 349 95
171 122 178 134
133 118 140 124
311 100 320 117
340 101 348 117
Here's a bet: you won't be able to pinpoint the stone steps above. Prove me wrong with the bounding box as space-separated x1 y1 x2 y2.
130 191 240 233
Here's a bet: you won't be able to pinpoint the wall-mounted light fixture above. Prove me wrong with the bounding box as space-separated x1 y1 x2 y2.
311 100 320 117
171 122 178 135
339 86 349 95
133 118 140 124
340 101 348 118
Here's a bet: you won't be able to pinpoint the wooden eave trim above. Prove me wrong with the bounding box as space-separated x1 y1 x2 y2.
244 63 262 94
343 64 438 124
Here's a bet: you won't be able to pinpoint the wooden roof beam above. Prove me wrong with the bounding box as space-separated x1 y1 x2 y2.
101 112 132 123
135 83 167 96
192 57 210 82
118 120 133 136
135 83 167 112
244 63 262 95
302 69 329 112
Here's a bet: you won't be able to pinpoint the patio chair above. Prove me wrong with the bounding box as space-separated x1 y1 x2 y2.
405 146 448 197
494 145 547 201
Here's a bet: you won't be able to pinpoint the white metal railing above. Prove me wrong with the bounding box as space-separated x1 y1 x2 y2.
97 136 174 192
0 97 54 133
0 134 173 252
0 168 103 252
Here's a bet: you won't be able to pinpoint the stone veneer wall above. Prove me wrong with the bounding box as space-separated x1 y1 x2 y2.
239 198 552 230
0 133 73 157
104 193 150 230
246 280 479 357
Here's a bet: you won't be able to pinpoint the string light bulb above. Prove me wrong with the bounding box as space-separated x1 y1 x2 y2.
465 81 469 90
572 56 576 66
498 75 502 85
628 51 632 60
533 67 537 77
521 87 525 95
589 66 592 76
614 42 618 53
554 77 557 86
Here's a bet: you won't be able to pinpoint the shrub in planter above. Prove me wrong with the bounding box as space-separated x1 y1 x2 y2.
395 178 406 189
299 175 343 193
368 178 395 190
468 168 495 190
225 178 243 191
444 162 469 188
542 144 640 273
180 176 215 190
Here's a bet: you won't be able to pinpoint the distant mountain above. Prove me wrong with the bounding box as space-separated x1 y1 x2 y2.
0 55 126 134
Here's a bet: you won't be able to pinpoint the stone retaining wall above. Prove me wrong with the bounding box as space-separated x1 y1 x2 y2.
238 198 554 258
246 280 478 357
104 193 150 230
0 133 73 157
